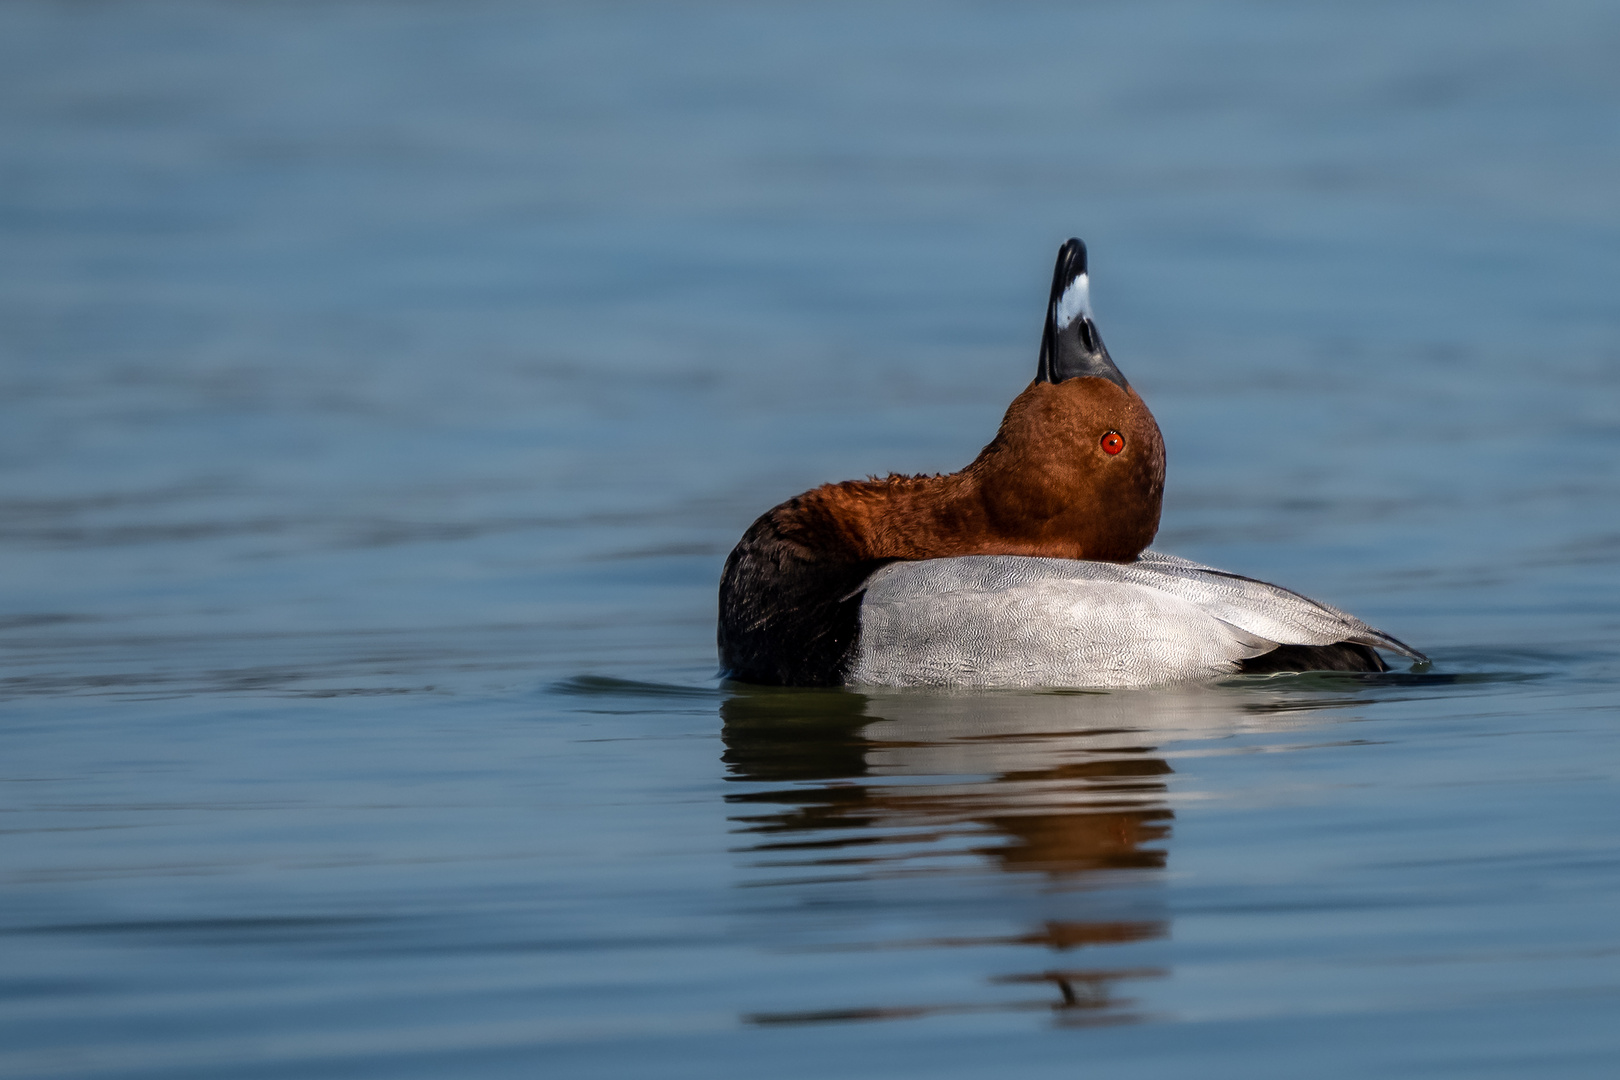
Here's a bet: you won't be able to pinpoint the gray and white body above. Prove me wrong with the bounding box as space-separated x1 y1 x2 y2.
848 551 1425 689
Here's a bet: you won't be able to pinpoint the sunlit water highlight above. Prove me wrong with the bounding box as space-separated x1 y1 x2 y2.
2 2 1619 1077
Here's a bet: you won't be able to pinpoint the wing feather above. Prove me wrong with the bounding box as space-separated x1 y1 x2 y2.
849 552 1424 688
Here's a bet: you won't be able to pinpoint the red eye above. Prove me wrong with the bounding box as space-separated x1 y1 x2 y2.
1100 431 1125 455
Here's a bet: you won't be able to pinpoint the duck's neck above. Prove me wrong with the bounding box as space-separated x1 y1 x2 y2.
799 451 1093 563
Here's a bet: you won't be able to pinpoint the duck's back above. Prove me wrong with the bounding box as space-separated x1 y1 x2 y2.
848 552 1423 688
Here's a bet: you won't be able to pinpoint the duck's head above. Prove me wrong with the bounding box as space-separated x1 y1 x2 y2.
972 239 1165 562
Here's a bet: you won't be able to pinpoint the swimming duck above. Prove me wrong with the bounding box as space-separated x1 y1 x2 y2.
718 239 1426 687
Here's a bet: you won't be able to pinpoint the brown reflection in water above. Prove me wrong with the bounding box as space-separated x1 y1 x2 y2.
721 687 1177 1025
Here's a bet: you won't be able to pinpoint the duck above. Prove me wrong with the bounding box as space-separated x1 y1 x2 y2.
718 238 1427 688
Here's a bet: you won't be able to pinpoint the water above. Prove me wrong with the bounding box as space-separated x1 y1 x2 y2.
3 1 1619 1076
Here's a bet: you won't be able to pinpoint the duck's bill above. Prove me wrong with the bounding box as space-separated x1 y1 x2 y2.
1037 238 1130 389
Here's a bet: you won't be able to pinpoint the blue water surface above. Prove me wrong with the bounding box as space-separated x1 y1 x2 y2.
2 1 1619 1077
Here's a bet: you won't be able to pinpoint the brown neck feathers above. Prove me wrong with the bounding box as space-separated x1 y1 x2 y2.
790 375 1165 564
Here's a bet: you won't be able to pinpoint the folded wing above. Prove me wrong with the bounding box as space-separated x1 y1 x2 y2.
849 552 1423 688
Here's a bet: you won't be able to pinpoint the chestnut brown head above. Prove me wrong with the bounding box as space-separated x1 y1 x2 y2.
970 239 1165 561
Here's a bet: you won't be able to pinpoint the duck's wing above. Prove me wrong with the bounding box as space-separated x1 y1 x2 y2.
851 556 1279 688
1130 550 1426 661
850 554 1425 689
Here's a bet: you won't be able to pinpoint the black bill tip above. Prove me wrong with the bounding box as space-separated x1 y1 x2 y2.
1037 238 1129 389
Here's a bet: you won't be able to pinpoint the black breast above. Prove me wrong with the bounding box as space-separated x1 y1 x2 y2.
717 510 889 687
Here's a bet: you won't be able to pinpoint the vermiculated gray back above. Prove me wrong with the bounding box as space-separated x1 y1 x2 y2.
848 552 1420 688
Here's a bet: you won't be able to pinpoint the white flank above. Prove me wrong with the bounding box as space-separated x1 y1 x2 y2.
1053 272 1091 329
847 551 1422 689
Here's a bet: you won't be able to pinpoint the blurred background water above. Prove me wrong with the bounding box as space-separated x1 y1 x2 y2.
2 1 1619 1076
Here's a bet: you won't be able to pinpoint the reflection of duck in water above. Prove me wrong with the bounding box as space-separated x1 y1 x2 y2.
720 687 1247 1023
719 239 1426 688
